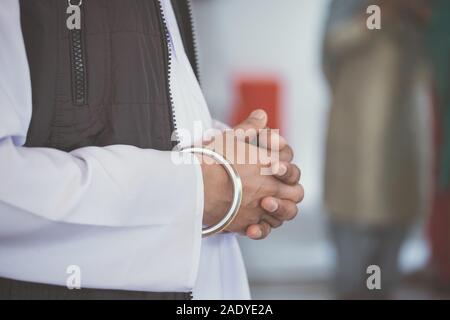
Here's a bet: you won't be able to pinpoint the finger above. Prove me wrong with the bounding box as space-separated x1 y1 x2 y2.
273 162 301 185
233 109 268 142
279 145 294 162
275 183 305 203
261 197 299 221
261 213 283 228
256 129 287 151
246 221 272 240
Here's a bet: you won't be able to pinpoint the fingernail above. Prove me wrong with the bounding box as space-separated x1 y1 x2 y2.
254 228 263 238
250 110 266 120
267 200 278 213
278 164 287 176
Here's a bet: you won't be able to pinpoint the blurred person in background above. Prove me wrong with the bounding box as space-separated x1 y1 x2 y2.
427 0 450 293
322 0 431 299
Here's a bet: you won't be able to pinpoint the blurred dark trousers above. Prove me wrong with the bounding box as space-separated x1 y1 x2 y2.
329 220 410 299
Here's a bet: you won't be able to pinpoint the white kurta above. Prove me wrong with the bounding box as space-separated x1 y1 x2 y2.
0 0 249 299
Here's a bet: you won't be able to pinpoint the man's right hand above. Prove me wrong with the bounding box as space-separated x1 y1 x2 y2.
198 110 304 238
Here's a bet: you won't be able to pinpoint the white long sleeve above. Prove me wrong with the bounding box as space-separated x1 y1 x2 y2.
0 0 203 292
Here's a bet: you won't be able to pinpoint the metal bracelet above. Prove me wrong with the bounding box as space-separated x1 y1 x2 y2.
181 147 243 238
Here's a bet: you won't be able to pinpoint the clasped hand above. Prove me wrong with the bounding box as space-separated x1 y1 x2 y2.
198 110 304 240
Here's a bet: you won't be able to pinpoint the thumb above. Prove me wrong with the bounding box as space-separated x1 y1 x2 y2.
233 109 268 141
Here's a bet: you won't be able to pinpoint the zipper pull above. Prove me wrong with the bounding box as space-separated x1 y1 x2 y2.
66 0 82 30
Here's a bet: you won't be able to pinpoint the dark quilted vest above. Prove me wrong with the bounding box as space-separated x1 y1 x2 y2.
0 0 199 300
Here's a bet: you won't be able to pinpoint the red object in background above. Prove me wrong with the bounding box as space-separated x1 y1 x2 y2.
230 75 283 133
429 87 450 284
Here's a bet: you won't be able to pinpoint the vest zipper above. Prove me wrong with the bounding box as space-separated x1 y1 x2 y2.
157 0 180 149
68 2 88 106
186 0 201 85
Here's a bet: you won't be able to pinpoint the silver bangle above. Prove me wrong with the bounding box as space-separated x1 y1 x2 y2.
181 147 243 238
